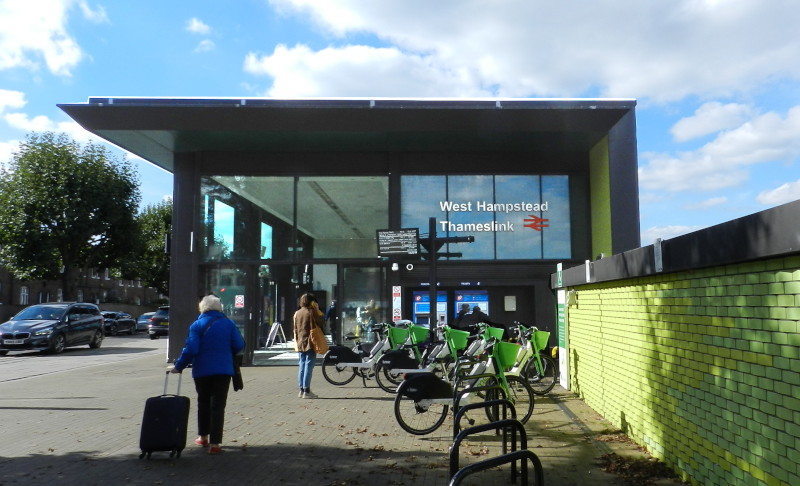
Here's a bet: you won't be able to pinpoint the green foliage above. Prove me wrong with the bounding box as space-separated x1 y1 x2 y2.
0 132 141 299
123 200 172 296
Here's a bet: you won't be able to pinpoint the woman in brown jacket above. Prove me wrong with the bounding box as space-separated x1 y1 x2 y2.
293 293 324 399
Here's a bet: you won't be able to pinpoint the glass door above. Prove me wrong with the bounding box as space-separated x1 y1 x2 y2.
340 265 387 343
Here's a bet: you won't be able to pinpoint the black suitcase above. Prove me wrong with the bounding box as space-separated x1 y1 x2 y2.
139 371 190 459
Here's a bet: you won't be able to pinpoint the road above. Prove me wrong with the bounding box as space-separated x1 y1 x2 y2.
0 333 168 383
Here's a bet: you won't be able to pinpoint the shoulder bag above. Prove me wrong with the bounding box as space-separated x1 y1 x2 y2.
309 323 329 355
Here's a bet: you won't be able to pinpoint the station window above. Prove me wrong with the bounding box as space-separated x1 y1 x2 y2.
401 175 571 260
200 175 388 261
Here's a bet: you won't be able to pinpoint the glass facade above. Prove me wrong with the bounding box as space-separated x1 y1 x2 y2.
401 175 571 260
197 172 572 355
200 175 389 261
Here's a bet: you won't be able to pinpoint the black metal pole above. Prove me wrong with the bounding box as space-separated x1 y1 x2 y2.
428 217 437 327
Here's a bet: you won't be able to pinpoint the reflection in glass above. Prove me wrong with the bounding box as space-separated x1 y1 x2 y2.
200 176 388 261
542 176 571 259
401 174 571 260
496 175 542 259
447 175 494 259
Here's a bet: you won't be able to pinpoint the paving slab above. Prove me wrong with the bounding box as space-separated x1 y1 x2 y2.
0 344 662 486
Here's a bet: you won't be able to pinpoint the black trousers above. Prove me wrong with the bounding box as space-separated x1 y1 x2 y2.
194 375 231 444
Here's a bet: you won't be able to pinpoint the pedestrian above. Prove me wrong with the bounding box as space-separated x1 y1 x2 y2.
453 303 471 329
293 292 325 399
170 294 245 455
325 299 338 345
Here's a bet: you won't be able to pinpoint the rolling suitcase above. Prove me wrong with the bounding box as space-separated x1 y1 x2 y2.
139 371 190 459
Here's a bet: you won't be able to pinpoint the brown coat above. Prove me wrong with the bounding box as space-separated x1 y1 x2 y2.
293 306 324 352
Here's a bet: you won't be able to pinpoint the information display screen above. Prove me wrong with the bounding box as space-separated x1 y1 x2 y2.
377 228 419 256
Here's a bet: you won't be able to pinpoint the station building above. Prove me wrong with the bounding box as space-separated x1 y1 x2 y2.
60 97 640 363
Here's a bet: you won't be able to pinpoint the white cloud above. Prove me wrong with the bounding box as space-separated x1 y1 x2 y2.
262 0 800 102
194 39 216 53
756 180 800 206
684 197 728 210
4 112 97 143
0 0 85 76
641 224 702 243
77 0 109 23
0 139 20 167
245 44 492 98
671 102 754 143
0 89 26 113
186 17 211 34
639 106 800 192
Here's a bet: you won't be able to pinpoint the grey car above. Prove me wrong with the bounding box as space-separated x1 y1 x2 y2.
136 312 155 332
0 302 104 355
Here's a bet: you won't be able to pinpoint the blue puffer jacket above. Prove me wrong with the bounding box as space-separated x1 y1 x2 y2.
174 311 245 378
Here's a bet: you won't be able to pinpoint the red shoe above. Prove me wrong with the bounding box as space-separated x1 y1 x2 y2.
208 446 222 455
194 437 209 447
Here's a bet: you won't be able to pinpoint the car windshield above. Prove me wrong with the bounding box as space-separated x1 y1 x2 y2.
154 309 169 318
14 305 68 321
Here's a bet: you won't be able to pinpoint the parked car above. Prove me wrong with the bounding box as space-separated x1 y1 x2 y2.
0 302 104 355
148 306 170 340
136 312 155 332
101 311 137 336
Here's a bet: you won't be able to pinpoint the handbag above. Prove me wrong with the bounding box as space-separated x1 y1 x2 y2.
309 324 329 355
232 353 244 391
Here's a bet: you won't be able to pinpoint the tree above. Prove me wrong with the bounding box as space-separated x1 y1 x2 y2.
125 200 172 296
0 132 141 300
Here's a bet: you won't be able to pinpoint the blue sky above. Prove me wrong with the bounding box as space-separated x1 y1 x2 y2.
1 0 799 245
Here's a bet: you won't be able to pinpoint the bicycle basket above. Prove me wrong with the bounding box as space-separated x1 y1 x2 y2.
494 341 522 371
446 328 470 353
533 330 550 352
409 324 431 345
484 326 505 341
388 326 410 348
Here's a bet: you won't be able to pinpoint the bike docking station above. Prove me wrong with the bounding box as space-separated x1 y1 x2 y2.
391 326 546 485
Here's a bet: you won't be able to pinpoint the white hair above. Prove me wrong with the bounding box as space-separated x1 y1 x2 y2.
199 294 223 313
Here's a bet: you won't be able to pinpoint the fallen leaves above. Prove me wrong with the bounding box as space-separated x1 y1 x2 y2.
597 453 685 486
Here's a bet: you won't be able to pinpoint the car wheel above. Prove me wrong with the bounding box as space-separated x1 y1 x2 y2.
150 334 158 340
49 333 67 354
128 325 136 335
109 324 118 336
89 329 104 349
0 350 8 356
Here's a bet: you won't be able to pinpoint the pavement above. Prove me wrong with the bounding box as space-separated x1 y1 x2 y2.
0 340 667 486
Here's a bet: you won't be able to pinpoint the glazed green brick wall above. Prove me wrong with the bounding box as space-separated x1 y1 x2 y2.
566 255 800 486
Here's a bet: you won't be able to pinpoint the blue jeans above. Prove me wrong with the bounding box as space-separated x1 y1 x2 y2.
298 350 316 390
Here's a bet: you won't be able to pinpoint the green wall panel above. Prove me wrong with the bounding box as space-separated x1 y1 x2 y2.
566 255 800 486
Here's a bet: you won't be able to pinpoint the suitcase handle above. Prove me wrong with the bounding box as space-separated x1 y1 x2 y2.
163 370 183 395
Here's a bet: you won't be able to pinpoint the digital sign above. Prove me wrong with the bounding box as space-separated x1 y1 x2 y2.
377 228 419 257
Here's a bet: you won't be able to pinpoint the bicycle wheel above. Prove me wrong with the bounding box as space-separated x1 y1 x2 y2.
394 394 449 435
526 354 557 395
485 375 534 424
375 363 404 393
321 354 358 386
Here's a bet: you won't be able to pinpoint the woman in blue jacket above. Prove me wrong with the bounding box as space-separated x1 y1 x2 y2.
171 294 245 454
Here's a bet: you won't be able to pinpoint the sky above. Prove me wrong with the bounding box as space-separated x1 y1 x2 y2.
1 0 799 245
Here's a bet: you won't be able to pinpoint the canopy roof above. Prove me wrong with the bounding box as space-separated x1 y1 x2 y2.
59 97 636 172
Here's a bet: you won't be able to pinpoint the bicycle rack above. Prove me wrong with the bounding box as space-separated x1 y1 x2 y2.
450 418 528 481
453 376 507 418
448 449 544 486
452 398 516 438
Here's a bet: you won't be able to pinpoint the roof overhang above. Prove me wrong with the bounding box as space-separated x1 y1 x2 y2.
58 97 637 173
